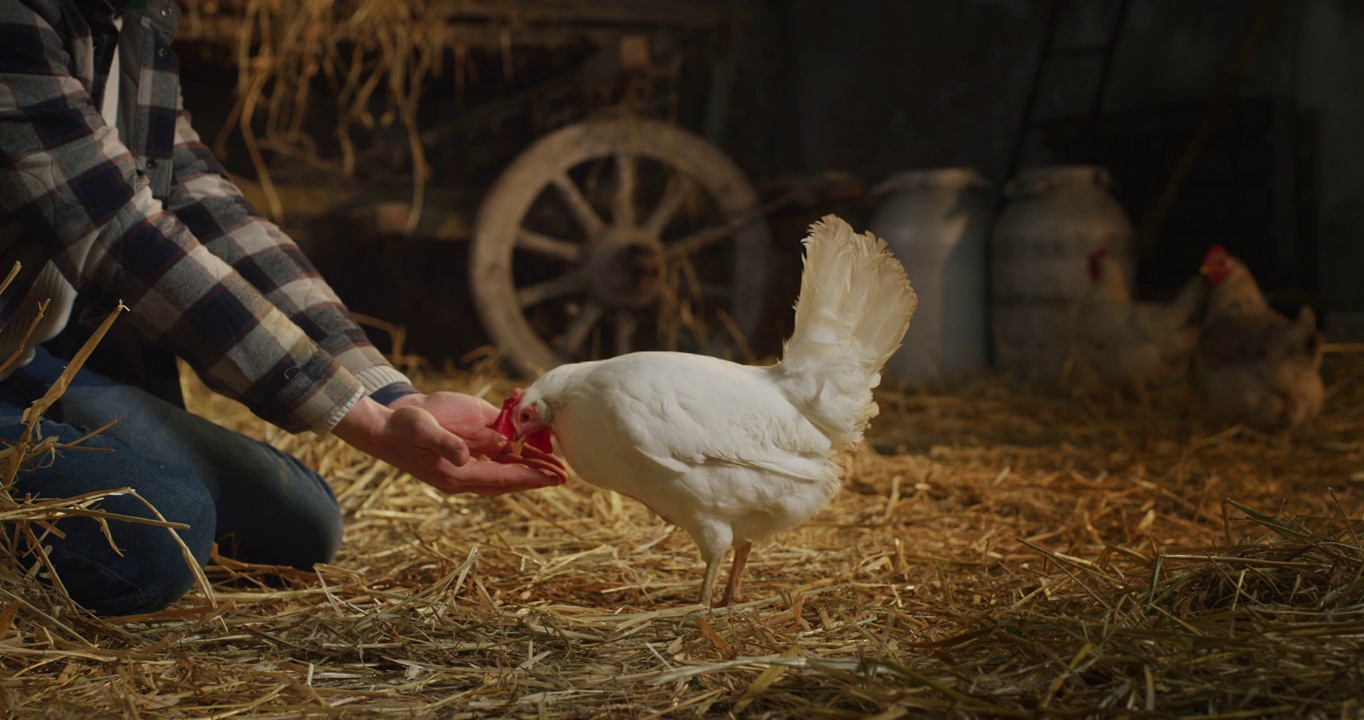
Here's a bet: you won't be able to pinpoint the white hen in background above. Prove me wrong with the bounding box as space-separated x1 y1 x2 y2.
1071 247 1206 403
490 215 917 606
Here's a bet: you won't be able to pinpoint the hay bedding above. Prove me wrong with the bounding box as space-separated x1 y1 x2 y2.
1 348 1362 719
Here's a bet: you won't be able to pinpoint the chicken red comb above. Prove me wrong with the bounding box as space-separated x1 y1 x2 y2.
1203 244 1228 263
488 388 525 440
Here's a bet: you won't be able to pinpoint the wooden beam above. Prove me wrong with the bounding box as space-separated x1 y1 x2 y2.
176 0 735 48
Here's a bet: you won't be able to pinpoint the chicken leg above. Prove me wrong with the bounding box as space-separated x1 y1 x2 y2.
720 542 752 607
699 557 722 607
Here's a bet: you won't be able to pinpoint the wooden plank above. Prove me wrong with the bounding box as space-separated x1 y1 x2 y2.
176 0 735 47
179 17 693 49
431 0 733 27
235 177 475 242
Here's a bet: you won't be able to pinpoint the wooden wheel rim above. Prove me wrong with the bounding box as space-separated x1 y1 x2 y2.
471 115 771 376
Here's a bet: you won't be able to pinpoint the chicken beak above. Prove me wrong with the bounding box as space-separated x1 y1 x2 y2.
509 429 552 455
1199 264 1211 276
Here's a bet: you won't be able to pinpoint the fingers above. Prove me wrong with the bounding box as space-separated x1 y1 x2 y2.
426 390 500 423
519 445 563 465
392 404 569 495
514 445 568 481
395 406 472 467
462 426 512 457
493 452 568 485
433 459 566 496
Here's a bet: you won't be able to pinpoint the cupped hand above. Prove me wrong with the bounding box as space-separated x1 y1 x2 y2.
433 444 568 496
332 396 566 496
388 391 511 457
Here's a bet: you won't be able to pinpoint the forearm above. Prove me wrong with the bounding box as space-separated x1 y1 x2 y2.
0 17 364 433
164 107 418 401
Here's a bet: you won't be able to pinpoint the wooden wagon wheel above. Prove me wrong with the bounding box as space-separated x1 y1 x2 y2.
470 115 772 376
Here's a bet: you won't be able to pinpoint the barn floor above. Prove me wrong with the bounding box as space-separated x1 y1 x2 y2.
2 353 1362 718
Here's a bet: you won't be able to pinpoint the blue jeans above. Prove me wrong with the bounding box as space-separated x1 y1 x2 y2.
0 347 342 616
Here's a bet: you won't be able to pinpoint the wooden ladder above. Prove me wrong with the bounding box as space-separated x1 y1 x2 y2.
1000 0 1133 185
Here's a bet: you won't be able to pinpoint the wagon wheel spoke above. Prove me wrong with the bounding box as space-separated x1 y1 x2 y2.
516 228 579 261
557 301 604 356
645 173 688 237
613 153 637 228
613 310 638 356
669 197 779 258
669 219 741 258
518 270 586 308
551 172 605 237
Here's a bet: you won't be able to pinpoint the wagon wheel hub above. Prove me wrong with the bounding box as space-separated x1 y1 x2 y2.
586 231 666 309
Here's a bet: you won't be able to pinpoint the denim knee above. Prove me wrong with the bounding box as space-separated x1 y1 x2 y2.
214 448 343 571
9 368 346 574
9 453 218 616
56 464 216 616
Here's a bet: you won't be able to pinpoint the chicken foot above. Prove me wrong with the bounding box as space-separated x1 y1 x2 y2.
698 542 754 607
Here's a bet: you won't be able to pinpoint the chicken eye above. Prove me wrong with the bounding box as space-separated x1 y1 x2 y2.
519 410 530 422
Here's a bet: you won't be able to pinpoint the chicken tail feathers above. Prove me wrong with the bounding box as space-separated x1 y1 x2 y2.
1269 306 1323 365
775 215 917 449
1167 273 1210 329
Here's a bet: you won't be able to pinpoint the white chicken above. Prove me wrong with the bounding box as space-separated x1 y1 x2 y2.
490 215 917 606
1070 247 1206 403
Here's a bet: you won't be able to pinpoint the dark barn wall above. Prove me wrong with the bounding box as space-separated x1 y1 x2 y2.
728 0 1364 322
1296 1 1364 322
734 0 1038 184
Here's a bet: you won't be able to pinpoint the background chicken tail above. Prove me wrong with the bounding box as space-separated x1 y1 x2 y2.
1268 306 1323 364
773 215 918 450
1165 274 1210 329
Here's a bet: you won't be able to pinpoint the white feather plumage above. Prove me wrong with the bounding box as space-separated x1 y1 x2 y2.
519 215 918 605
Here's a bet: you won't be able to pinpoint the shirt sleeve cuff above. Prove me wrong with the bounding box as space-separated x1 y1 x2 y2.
353 364 414 394
312 385 366 436
370 381 421 406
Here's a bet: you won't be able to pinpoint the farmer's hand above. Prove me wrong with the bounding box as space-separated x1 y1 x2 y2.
332 396 565 496
387 391 510 457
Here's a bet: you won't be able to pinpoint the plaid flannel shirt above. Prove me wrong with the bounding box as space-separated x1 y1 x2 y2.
0 0 419 434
